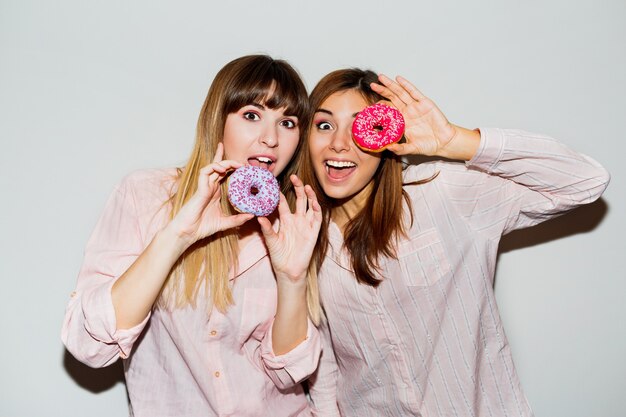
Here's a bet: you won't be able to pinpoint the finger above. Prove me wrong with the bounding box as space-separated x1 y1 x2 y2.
200 159 243 175
396 76 426 101
197 165 219 195
377 73 415 106
199 164 226 181
291 174 306 215
304 185 322 224
199 160 243 186
276 193 292 219
257 216 277 240
212 142 224 163
385 142 412 156
375 99 397 109
197 168 223 192
370 82 405 110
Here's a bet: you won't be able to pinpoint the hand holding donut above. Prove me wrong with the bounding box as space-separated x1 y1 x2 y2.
168 143 254 247
258 175 322 283
370 74 458 157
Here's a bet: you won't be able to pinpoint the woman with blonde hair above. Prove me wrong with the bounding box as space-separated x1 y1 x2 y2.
299 68 610 416
62 55 323 416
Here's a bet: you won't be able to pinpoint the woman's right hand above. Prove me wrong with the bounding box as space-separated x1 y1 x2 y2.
257 175 323 283
167 143 254 248
371 75 480 161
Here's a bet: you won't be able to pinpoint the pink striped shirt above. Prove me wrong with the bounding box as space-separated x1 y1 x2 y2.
62 168 321 417
308 128 609 417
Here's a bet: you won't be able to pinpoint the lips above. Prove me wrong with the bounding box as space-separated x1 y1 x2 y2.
325 159 356 180
248 155 275 171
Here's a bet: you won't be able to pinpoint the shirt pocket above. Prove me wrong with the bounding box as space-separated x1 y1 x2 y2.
238 288 277 345
397 228 452 287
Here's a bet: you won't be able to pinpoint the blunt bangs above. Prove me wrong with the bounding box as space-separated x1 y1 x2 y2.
223 58 308 121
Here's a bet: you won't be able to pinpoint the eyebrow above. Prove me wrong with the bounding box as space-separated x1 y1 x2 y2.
315 108 360 118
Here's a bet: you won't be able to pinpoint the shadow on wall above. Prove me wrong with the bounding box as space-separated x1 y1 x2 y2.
63 349 125 393
498 198 609 254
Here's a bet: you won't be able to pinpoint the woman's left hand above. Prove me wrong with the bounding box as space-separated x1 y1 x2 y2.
371 74 457 157
258 175 322 284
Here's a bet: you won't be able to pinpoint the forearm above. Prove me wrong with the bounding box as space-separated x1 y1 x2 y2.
471 128 610 201
451 128 610 236
271 276 308 355
111 224 190 329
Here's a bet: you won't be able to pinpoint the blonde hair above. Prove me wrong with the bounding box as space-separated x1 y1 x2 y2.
158 55 320 323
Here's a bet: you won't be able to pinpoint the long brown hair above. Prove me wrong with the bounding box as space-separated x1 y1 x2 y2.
298 68 415 286
159 55 318 318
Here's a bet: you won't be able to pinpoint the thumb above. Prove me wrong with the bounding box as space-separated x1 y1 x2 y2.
257 217 277 242
221 213 254 230
386 143 409 155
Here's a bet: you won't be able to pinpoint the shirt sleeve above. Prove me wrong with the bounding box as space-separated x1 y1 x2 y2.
259 318 322 390
61 176 151 368
435 128 610 238
308 318 341 417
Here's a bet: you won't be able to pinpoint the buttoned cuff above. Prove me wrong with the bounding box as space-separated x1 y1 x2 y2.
81 279 150 359
466 127 506 173
260 318 322 384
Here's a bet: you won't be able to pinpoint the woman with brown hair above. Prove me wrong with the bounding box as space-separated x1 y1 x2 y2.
299 69 610 416
62 55 323 416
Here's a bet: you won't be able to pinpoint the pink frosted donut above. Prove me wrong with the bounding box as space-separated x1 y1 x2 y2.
227 165 280 216
352 103 405 152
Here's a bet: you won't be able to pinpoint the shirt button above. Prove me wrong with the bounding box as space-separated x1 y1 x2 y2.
210 330 217 336
214 371 220 378
376 378 382 385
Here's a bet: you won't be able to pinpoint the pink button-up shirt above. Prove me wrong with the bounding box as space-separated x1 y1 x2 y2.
308 128 610 417
62 168 321 417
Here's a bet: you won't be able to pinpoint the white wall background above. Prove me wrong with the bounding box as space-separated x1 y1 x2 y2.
1 0 624 416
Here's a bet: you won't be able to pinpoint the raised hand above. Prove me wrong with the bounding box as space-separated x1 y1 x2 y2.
168 142 254 248
371 74 457 157
258 175 323 283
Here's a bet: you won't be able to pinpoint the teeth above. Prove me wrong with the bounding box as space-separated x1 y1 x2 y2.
256 157 273 164
326 160 356 168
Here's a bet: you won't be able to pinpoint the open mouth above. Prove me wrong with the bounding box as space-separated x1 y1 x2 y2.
248 156 275 171
325 160 356 180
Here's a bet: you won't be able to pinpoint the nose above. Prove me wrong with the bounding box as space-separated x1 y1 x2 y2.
260 125 278 148
329 125 352 153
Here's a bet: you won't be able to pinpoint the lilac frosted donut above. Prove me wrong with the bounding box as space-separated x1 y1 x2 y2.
227 165 280 216
352 103 405 152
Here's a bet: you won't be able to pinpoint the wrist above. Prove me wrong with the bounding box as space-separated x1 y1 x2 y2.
159 223 195 257
437 125 481 161
275 272 308 289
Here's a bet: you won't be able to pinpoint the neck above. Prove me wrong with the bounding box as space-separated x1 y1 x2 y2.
331 181 374 232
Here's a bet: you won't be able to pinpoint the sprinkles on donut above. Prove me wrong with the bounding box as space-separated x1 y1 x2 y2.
227 165 280 217
352 103 405 152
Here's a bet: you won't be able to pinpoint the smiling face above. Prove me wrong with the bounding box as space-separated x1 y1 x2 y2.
222 102 300 176
309 89 382 204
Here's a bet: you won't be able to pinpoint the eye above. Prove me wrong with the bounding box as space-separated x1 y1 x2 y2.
315 121 333 131
280 119 297 129
243 111 260 121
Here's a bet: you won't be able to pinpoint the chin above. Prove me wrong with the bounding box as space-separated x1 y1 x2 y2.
321 184 351 200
